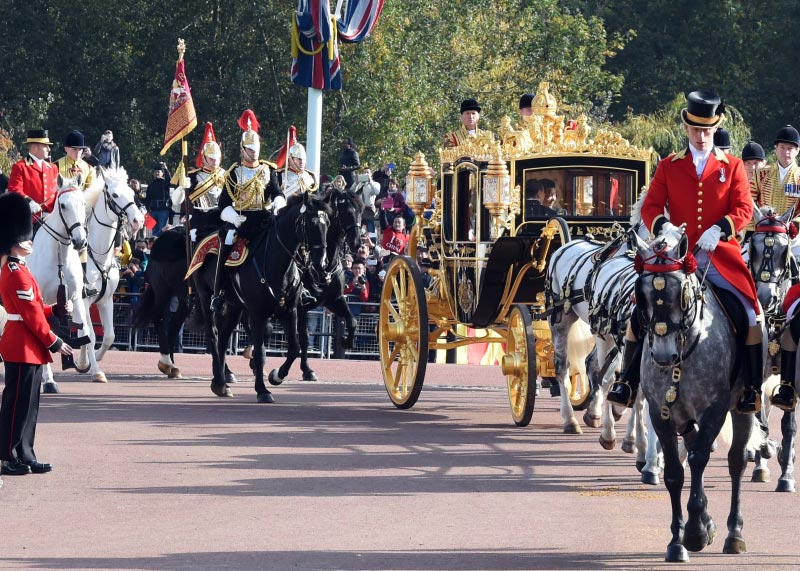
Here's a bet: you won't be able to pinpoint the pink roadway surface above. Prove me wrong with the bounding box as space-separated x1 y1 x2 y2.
0 350 798 571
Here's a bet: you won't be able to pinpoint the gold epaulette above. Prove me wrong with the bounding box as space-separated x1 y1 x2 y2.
671 149 688 162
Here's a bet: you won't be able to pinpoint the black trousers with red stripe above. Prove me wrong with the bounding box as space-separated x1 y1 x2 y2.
0 362 43 463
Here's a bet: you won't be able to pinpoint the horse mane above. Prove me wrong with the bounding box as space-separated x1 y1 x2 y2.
286 192 334 218
83 173 106 209
324 186 364 213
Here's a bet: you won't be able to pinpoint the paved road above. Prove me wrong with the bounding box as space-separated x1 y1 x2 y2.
1 351 798 570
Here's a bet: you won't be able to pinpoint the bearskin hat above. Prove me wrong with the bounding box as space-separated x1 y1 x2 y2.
0 192 33 254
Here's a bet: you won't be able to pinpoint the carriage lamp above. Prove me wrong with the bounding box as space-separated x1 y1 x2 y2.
482 147 520 239
404 152 434 217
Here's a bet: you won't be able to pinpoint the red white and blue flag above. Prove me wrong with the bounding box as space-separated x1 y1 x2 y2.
291 0 384 90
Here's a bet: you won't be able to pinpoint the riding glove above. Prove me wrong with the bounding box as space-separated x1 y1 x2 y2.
697 225 723 252
271 195 287 215
26 198 42 215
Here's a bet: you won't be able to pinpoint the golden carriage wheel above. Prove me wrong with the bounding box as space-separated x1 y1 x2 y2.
379 255 429 409
503 304 537 427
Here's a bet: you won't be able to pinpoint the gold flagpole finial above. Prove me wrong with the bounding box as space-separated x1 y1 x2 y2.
177 38 186 61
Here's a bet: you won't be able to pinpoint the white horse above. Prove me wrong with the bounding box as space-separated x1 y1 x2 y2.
75 167 144 380
27 174 89 393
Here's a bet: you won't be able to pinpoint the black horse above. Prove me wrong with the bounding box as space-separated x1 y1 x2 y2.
269 186 363 384
191 193 333 402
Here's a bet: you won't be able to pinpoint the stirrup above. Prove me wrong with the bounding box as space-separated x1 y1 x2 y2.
607 380 636 408
770 383 797 412
736 388 761 414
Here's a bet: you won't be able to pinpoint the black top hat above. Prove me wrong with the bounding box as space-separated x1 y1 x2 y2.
0 192 33 254
774 125 800 147
680 90 725 128
460 98 481 114
713 128 731 149
741 141 766 161
519 93 534 110
63 130 88 149
24 128 53 145
525 178 541 194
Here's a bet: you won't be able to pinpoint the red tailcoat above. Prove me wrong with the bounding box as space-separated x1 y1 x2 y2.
7 156 59 216
642 147 758 312
0 257 59 364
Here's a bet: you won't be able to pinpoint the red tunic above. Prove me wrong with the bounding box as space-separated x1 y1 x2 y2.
0 257 59 364
7 156 59 217
642 147 758 313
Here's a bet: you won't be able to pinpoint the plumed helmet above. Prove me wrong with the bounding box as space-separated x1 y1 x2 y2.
238 109 261 154
0 192 33 254
195 122 221 168
713 128 731 150
741 141 766 161
288 142 306 161
774 125 800 147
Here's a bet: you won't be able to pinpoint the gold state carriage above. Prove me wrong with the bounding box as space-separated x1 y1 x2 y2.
378 82 652 425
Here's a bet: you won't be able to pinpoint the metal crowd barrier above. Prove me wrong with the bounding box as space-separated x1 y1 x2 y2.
103 294 381 360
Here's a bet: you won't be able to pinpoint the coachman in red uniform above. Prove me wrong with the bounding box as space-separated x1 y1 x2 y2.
608 90 763 414
6 129 59 223
0 192 73 477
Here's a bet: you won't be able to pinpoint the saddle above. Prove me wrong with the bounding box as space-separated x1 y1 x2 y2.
184 235 249 279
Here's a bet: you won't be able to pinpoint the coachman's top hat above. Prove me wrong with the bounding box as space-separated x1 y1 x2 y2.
460 98 481 114
63 130 88 149
774 125 800 147
713 128 731 150
0 192 33 254
741 141 766 162
24 129 53 145
519 93 534 110
681 90 725 128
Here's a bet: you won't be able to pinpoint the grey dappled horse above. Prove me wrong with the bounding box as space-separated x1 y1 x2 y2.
635 233 766 562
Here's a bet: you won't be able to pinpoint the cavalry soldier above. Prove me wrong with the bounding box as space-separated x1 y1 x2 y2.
0 192 73 478
7 129 59 224
281 142 316 199
443 98 494 148
170 122 225 244
753 125 800 217
210 110 283 313
56 130 97 297
608 90 764 414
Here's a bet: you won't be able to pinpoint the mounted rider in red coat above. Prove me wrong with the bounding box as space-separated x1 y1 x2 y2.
6 129 59 224
608 89 763 414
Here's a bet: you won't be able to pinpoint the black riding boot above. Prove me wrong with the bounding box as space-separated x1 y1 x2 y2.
607 338 644 408
737 344 763 414
210 241 232 314
772 348 798 412
82 261 98 298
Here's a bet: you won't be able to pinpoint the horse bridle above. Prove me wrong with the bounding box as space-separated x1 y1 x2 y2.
274 201 330 282
750 216 791 285
38 186 84 247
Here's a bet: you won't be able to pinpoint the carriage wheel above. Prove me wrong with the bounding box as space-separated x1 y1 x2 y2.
569 369 592 411
379 255 429 409
503 304 537 427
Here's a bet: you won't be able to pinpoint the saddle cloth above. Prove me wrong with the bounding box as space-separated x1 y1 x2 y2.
184 234 249 279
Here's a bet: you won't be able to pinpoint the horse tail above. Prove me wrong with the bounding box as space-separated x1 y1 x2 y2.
715 410 770 452
131 282 157 327
567 320 594 380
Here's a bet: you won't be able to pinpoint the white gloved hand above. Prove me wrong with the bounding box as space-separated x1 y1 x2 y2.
189 228 197 242
271 195 287 215
233 215 247 228
659 221 683 243
27 199 42 215
697 225 723 252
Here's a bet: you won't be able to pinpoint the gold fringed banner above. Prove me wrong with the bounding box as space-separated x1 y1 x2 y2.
160 39 197 156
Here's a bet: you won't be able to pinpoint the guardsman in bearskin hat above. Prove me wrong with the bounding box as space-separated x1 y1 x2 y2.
752 125 800 219
6 129 59 223
281 142 316 199
443 98 494 148
210 110 283 313
608 89 764 414
170 122 225 244
56 130 98 297
0 192 73 478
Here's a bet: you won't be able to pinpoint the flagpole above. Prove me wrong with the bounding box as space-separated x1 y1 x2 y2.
307 88 323 181
180 138 192 294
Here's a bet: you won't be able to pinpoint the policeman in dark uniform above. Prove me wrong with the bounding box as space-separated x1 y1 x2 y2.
211 110 283 313
0 192 73 477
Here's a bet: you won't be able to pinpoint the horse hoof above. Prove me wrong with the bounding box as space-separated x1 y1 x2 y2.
268 369 285 386
664 544 689 563
641 471 659 486
302 371 318 382
92 372 108 383
751 468 770 483
563 422 582 435
621 438 636 454
775 479 796 493
42 382 60 394
157 362 172 376
257 392 275 404
582 411 601 428
168 367 182 379
211 384 234 398
75 363 91 374
722 537 747 554
599 436 616 451
225 373 237 384
683 532 707 553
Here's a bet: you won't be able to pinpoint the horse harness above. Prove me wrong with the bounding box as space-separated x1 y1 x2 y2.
86 185 135 299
